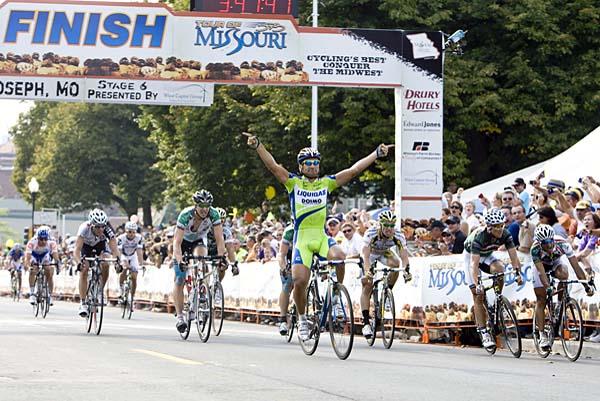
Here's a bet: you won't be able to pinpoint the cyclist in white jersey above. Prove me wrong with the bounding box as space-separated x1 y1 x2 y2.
213 207 239 278
73 209 121 317
24 226 60 306
117 221 144 303
172 190 227 333
360 211 411 338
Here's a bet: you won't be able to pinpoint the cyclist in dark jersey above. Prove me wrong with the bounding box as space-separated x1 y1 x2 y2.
463 208 522 349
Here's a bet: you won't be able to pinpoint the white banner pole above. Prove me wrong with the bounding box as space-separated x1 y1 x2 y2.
310 0 319 150
394 87 403 222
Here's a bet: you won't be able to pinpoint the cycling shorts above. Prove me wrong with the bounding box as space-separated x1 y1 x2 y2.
81 242 109 259
532 260 563 288
463 251 500 287
292 230 336 267
9 260 24 272
181 238 205 257
120 253 141 273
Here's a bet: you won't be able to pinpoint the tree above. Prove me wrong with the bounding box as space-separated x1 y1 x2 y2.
11 103 166 225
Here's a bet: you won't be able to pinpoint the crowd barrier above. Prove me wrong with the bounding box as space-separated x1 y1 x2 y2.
1 251 599 343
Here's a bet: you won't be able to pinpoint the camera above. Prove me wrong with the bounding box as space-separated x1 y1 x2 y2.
529 180 536 185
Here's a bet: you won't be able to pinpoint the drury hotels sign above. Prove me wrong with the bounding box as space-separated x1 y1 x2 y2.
0 0 444 106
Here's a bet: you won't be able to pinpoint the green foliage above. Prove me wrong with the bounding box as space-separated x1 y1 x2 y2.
11 103 165 218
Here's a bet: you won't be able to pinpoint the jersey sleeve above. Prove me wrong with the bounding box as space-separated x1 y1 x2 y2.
362 228 377 248
325 175 338 192
76 222 88 238
176 208 191 230
530 243 542 264
282 227 294 244
104 224 116 240
284 173 299 193
502 229 516 249
558 240 574 258
25 240 34 254
49 241 58 253
136 234 143 249
209 208 222 226
393 229 407 248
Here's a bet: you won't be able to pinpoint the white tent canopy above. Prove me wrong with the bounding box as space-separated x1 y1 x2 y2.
462 125 600 203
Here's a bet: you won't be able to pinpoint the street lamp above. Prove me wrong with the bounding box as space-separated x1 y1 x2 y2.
28 177 39 236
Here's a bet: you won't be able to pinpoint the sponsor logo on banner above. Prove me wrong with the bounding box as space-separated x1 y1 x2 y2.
405 33 440 60
403 169 440 186
412 142 429 151
403 89 441 112
195 20 288 56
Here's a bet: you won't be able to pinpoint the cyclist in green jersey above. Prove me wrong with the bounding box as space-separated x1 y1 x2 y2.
463 208 522 349
244 132 392 341
172 190 227 333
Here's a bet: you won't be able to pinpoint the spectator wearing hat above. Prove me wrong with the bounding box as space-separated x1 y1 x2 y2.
445 216 466 253
572 200 593 235
513 178 530 213
326 217 345 244
439 228 454 255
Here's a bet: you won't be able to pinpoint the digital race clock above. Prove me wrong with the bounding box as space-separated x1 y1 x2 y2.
191 0 300 18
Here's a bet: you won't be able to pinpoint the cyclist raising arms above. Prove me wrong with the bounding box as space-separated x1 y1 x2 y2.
24 226 60 306
360 211 411 339
73 209 121 318
530 224 594 349
171 190 227 333
244 132 392 341
463 209 522 349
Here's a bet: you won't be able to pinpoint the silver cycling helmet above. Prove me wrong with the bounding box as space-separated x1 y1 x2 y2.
125 221 137 232
89 208 108 226
534 224 555 242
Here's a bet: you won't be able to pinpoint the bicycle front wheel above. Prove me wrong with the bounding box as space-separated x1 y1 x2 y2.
366 291 377 347
328 284 354 360
211 282 224 336
286 304 296 343
179 291 192 340
126 291 134 320
497 296 521 358
11 276 18 302
196 282 212 343
299 282 320 356
94 286 104 335
41 281 50 319
381 289 396 349
561 298 584 362
532 301 553 358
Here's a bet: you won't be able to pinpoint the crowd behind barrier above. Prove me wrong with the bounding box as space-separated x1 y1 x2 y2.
2 174 600 343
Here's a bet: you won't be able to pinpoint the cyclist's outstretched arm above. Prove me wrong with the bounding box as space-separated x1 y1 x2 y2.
244 132 288 184
507 247 522 274
172 228 184 264
567 255 588 281
108 237 121 260
335 144 393 187
213 224 227 257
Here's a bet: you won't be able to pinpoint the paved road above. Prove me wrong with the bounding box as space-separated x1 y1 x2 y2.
1 297 599 401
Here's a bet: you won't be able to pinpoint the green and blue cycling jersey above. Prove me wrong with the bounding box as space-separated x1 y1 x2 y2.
284 173 338 267
176 206 221 243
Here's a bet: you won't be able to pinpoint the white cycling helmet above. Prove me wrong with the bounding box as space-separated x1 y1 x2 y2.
215 207 227 220
378 210 397 225
535 224 555 242
89 208 108 226
36 225 51 240
297 147 321 164
484 209 505 225
125 221 137 232
192 189 213 205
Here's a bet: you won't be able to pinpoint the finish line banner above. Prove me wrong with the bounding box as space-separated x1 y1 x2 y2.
0 1 443 93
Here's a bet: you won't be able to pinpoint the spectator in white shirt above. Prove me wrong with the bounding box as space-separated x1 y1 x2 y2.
340 222 363 257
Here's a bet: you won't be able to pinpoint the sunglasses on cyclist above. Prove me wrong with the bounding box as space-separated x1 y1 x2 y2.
303 160 320 167
126 230 136 234
381 223 395 228
92 224 106 229
195 203 211 208
490 224 505 230
541 238 554 246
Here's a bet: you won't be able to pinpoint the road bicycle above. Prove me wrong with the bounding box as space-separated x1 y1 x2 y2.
120 268 134 320
533 275 594 362
479 271 522 358
30 261 57 319
365 261 402 349
299 255 360 360
83 256 117 335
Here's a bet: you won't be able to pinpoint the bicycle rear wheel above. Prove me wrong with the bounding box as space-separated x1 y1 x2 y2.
299 282 320 356
561 298 583 362
211 282 224 336
196 282 212 343
381 289 396 349
11 275 18 302
286 304 296 343
532 301 553 358
121 286 128 319
497 296 521 358
33 276 41 317
328 283 354 360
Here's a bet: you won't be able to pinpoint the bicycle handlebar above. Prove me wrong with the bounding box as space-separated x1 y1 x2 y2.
316 257 362 267
84 257 118 263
